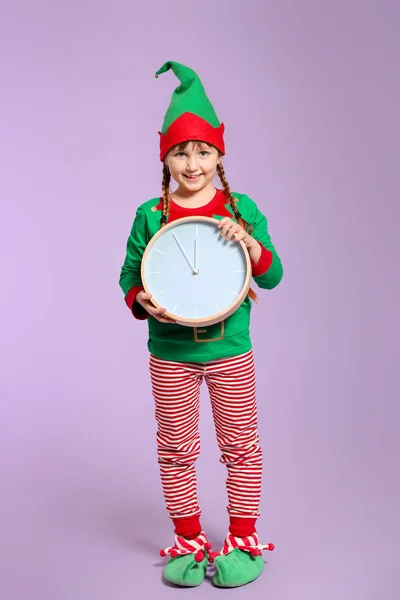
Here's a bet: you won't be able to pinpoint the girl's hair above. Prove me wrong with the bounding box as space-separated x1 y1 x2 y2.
161 141 258 302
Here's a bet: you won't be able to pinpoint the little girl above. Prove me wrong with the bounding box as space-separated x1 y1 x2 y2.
119 61 283 588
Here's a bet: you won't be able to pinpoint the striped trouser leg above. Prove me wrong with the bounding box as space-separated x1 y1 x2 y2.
204 350 262 518
149 354 203 520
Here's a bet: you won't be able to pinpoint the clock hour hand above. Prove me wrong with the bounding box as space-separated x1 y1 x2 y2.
194 238 199 274
172 232 198 274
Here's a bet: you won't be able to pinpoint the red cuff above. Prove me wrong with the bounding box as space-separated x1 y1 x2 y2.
251 243 273 277
173 515 202 538
124 286 149 320
229 517 257 537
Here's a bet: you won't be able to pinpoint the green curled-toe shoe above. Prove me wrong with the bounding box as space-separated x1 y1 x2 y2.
211 532 274 588
160 531 212 587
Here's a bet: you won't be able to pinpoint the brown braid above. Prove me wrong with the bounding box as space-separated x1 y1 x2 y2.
217 163 253 232
161 164 171 227
217 163 258 302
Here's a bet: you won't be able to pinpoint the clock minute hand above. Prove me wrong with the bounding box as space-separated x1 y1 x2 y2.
172 232 198 274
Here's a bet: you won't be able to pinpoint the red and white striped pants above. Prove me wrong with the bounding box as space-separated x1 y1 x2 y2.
149 350 262 521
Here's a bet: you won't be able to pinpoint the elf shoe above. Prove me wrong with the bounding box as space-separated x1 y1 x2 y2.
210 532 274 588
160 531 212 587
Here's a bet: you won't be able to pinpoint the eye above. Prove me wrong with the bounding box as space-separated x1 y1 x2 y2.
175 152 186 157
200 151 210 157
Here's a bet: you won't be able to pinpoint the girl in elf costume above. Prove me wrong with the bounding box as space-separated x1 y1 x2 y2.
119 61 283 588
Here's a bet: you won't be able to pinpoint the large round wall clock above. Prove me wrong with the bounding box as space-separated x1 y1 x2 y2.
141 216 251 327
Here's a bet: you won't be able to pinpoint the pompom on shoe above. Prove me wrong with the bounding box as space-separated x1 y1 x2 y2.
210 532 275 588
160 531 212 587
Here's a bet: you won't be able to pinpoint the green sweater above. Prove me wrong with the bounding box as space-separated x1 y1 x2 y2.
119 190 283 362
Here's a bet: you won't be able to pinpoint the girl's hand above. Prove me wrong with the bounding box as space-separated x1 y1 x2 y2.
135 291 176 323
217 217 257 249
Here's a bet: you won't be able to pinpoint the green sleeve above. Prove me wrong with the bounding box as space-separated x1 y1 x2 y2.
119 207 148 296
245 195 284 290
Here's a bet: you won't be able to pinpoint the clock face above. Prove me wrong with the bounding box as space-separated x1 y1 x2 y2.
141 216 251 326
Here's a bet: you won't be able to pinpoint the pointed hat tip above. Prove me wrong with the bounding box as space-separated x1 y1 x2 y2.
155 61 173 78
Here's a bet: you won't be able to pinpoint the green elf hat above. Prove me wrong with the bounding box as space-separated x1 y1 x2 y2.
155 61 225 161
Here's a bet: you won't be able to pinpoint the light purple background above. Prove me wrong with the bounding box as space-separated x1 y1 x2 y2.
1 1 399 598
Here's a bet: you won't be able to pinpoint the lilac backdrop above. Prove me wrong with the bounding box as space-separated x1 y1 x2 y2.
1 1 399 598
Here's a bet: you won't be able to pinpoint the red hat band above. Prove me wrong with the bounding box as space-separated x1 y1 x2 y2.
159 112 225 161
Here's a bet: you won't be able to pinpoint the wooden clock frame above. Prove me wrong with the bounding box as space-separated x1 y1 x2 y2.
141 216 252 327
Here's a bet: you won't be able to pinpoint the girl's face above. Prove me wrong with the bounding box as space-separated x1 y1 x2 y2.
165 141 221 194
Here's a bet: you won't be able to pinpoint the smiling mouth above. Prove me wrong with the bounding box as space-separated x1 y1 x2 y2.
184 174 202 180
